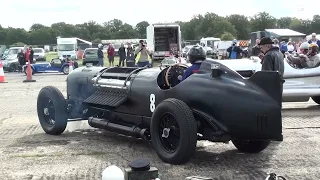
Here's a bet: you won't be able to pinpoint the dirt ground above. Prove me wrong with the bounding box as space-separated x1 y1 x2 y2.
0 72 320 180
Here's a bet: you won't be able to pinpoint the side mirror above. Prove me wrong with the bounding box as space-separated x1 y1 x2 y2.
211 64 223 78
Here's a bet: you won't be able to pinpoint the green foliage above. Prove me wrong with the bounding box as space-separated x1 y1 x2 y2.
220 32 235 40
0 12 319 45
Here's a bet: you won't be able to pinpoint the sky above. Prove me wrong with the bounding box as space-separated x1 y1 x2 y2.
0 0 317 31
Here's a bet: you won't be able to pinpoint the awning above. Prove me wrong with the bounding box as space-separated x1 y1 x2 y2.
265 29 306 37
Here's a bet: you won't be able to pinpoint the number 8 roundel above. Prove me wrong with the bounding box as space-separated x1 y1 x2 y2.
150 94 156 112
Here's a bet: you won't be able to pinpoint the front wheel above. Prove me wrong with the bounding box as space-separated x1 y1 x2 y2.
150 98 198 165
62 65 69 75
232 139 270 153
37 86 68 135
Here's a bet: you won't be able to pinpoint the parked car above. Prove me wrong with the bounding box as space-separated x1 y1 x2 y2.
33 48 46 61
23 57 78 75
214 56 320 104
36 59 283 165
82 48 99 65
0 49 9 60
2 47 26 72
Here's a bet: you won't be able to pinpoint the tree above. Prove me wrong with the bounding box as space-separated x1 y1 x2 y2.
135 21 150 38
220 32 235 40
0 11 317 46
227 14 250 39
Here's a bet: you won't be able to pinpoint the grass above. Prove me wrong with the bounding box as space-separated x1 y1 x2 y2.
44 51 160 67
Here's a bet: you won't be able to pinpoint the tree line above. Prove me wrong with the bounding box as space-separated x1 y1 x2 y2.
1 12 320 46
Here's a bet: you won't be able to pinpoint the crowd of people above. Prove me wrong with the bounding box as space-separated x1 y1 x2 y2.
17 46 34 72
97 40 152 67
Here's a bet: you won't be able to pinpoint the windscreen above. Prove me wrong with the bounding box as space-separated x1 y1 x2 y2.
85 49 97 54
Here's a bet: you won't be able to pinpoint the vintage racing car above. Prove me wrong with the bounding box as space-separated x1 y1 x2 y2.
36 59 283 164
215 56 320 104
23 58 78 75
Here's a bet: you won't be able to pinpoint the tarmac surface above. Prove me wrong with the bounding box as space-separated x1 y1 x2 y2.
0 72 320 180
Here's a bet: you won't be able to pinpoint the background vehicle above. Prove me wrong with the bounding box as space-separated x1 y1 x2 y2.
57 37 92 60
1 49 9 60
2 47 26 72
215 56 320 104
33 48 46 61
36 60 283 165
113 44 121 56
181 45 193 57
200 37 220 59
23 58 78 75
82 48 98 65
147 23 182 61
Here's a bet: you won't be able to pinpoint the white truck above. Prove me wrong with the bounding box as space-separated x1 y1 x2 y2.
200 37 221 59
146 23 181 61
57 37 92 60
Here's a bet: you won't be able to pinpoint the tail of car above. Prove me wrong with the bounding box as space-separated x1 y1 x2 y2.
248 71 283 106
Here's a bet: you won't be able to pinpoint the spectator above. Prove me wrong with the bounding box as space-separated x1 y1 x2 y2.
126 43 135 66
25 48 30 63
29 46 34 64
280 41 287 54
287 41 295 53
17 49 25 72
134 40 152 67
97 44 104 66
226 39 242 59
251 39 261 56
118 43 126 67
273 38 280 47
308 33 320 47
107 44 115 67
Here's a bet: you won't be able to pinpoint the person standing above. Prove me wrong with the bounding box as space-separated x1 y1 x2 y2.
308 33 320 47
118 43 126 67
97 44 104 66
134 40 152 67
251 39 261 56
226 39 242 59
17 49 25 72
29 46 34 64
126 43 135 67
259 37 285 99
107 44 115 67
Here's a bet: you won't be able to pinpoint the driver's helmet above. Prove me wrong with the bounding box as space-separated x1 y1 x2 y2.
299 42 310 54
187 45 206 64
309 43 319 55
98 44 103 48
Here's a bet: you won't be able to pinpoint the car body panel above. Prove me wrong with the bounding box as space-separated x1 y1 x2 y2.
66 59 283 140
23 59 75 74
214 56 320 102
83 48 98 64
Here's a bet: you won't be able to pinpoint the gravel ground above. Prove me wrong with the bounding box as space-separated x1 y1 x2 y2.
0 72 320 180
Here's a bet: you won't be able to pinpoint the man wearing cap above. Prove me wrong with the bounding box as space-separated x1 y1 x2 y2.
226 39 242 59
259 37 285 96
308 33 320 47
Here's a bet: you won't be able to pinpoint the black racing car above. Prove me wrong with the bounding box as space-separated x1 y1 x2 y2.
37 59 283 165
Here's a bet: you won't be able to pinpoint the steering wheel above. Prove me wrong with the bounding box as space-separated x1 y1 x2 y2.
165 64 189 88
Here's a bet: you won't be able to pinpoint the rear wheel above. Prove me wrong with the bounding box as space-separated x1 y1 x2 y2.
62 65 69 74
37 86 68 135
150 98 197 164
232 139 270 153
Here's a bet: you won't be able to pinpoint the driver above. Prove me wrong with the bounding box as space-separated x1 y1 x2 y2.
181 45 206 81
286 43 320 68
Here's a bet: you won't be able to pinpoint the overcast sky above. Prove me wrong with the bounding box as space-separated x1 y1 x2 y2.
0 0 315 30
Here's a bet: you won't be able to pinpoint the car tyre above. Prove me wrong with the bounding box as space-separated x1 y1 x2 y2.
150 98 197 164
232 139 270 153
37 86 68 135
62 65 69 75
311 96 320 105
8 64 18 72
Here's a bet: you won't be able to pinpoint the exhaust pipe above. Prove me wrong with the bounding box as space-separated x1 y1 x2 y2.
88 117 148 139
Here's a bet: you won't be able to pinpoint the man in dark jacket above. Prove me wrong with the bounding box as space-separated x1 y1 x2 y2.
259 37 285 99
29 46 34 64
17 49 25 72
97 44 104 66
251 39 261 56
126 43 135 67
118 43 126 67
226 39 242 59
308 33 320 47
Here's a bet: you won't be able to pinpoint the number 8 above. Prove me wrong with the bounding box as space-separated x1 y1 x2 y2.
150 94 155 112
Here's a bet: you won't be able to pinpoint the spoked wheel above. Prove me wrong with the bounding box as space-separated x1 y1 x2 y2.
158 113 180 153
62 66 69 74
151 98 197 164
37 86 68 135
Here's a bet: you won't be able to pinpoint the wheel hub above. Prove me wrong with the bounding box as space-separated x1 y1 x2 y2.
162 128 170 138
44 108 49 115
